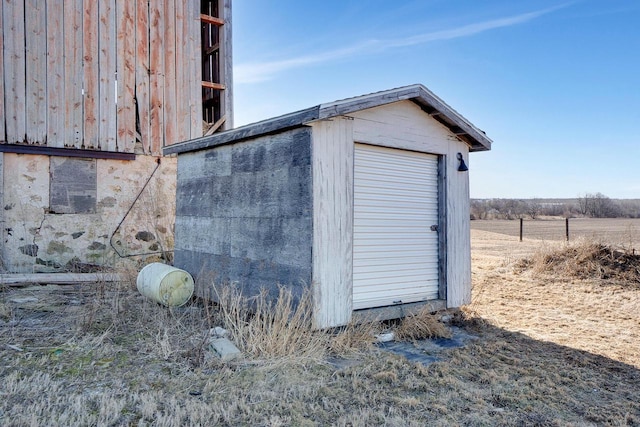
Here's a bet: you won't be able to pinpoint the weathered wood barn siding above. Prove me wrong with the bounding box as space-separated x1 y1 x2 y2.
0 0 233 273
0 0 204 155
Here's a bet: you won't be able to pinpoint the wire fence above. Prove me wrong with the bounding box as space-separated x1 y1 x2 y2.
470 218 640 250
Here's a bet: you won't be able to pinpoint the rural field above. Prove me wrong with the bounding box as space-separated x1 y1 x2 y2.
1 220 639 425
471 218 640 249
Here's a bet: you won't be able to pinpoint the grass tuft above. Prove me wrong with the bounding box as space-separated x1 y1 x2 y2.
210 284 381 361
394 307 452 341
212 284 327 361
328 320 378 356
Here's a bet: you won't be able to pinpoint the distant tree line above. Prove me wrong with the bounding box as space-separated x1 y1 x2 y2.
471 193 640 220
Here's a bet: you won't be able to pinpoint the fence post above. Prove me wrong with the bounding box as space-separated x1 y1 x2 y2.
565 217 569 241
520 218 523 242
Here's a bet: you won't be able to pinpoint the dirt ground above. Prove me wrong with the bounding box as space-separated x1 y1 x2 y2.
470 228 640 368
1 228 639 425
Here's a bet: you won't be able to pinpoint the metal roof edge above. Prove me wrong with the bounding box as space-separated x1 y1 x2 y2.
317 85 423 119
316 84 491 151
414 85 492 151
163 84 492 155
163 106 320 155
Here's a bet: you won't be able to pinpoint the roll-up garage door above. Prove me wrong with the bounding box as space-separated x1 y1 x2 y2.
353 144 440 310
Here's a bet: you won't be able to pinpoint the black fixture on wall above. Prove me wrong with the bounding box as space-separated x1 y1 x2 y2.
457 153 468 172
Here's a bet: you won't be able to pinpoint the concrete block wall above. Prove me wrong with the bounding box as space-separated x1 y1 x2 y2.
174 127 313 301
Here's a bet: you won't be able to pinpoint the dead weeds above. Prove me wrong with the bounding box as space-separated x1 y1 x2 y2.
394 307 452 341
516 238 640 285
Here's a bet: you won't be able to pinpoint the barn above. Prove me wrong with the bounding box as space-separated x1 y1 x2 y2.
0 1 232 273
166 84 492 328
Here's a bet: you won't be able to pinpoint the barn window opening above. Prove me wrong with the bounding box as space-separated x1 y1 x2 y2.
201 0 226 135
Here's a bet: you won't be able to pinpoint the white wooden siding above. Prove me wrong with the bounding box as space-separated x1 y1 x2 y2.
309 101 472 327
0 2 6 143
353 144 439 309
351 101 472 307
310 118 354 328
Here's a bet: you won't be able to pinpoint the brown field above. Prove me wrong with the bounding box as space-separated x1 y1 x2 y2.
1 227 639 425
471 218 640 249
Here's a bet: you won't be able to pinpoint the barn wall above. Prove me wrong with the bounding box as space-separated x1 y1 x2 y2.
0 0 203 155
350 100 472 307
1 153 177 272
174 127 313 302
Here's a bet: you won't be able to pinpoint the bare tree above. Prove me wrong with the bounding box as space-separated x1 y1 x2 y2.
525 199 542 219
578 193 621 218
577 194 590 216
471 200 489 220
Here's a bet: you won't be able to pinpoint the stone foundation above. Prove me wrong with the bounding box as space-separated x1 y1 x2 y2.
0 153 177 273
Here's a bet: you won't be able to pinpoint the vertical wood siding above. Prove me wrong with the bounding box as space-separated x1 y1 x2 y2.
25 0 46 144
98 0 117 152
3 0 27 144
115 0 135 153
149 1 165 151
0 2 5 142
162 0 177 150
310 118 354 328
0 0 203 154
46 0 65 147
135 0 150 152
63 0 83 147
187 1 201 140
221 0 233 130
82 0 99 149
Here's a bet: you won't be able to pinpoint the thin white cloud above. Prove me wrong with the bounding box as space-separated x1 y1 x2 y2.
236 4 571 84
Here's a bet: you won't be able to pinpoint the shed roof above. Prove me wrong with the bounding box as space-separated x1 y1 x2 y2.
164 84 492 155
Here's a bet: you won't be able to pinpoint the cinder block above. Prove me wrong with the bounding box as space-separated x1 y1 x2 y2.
174 126 313 296
209 337 242 361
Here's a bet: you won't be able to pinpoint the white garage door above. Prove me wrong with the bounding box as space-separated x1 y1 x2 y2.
353 143 440 310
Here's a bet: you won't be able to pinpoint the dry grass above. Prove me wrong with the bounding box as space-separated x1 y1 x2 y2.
211 284 377 361
2 229 640 425
218 284 324 359
394 307 452 341
471 228 640 368
516 238 640 284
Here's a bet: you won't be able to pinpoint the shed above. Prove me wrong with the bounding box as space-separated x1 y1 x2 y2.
164 84 492 328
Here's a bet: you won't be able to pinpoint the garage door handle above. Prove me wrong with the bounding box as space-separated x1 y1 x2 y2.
430 225 439 232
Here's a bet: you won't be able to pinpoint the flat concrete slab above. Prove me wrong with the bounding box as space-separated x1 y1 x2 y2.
376 341 440 365
376 326 478 366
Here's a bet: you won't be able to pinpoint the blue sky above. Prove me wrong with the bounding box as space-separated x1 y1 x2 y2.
232 1 640 199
